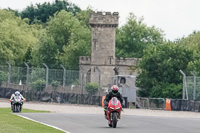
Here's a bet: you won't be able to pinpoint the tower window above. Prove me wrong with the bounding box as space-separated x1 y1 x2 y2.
108 56 113 64
93 39 97 50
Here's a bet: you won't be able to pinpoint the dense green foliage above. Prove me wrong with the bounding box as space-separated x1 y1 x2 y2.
85 83 98 95
20 0 81 24
31 10 91 69
136 43 194 98
178 31 200 75
116 13 164 58
0 10 39 65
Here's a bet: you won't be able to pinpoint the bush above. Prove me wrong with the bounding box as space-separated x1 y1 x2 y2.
51 80 60 91
31 79 46 91
30 68 45 82
0 70 7 86
85 83 98 95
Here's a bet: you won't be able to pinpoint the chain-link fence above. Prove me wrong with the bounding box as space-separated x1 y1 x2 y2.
0 64 105 96
137 97 166 110
0 64 81 93
186 76 200 101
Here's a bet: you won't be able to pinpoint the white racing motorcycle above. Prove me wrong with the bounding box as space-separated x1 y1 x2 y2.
10 95 24 113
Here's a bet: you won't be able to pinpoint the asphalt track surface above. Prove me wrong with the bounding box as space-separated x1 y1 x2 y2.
19 113 200 133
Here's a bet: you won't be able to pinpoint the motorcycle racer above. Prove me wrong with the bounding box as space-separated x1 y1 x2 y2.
10 91 26 110
104 85 123 118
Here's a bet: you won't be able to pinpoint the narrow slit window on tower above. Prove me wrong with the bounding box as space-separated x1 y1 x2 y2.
93 39 97 50
108 56 113 64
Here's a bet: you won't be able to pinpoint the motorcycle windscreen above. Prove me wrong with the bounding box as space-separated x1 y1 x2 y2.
111 97 118 106
14 96 21 102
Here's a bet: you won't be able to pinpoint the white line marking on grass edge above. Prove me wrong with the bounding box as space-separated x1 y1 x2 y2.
15 114 70 133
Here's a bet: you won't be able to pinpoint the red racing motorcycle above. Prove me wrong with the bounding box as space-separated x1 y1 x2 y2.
106 97 122 128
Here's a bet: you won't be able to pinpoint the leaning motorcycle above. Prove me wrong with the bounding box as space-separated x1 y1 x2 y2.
105 97 122 128
10 95 24 113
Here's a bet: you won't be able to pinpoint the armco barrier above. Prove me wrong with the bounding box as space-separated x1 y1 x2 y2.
170 99 200 112
189 100 195 112
0 87 128 108
181 100 189 111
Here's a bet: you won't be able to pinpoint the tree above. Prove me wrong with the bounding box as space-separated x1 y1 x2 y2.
32 10 91 69
31 31 59 67
178 31 200 53
116 13 164 58
75 8 92 28
0 10 39 65
177 31 200 75
20 0 81 24
136 42 194 98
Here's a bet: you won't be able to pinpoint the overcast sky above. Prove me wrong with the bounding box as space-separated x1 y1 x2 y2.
1 0 200 41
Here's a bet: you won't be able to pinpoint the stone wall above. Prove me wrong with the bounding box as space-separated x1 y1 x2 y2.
79 56 91 65
116 57 140 66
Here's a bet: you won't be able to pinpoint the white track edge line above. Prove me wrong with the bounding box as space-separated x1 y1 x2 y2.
15 114 70 133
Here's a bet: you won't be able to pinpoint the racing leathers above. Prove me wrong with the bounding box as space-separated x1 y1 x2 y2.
10 93 25 110
104 91 123 118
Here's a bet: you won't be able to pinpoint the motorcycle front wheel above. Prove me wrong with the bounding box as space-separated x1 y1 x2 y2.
16 105 20 112
112 112 118 128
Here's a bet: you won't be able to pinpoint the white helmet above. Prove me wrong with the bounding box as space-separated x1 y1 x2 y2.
15 91 20 96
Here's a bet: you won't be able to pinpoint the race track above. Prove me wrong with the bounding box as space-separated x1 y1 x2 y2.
18 113 200 133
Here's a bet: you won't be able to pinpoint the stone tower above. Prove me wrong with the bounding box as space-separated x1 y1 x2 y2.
89 12 118 65
79 11 139 88
89 12 118 85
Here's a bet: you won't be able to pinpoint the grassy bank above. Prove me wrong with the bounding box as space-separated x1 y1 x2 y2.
0 108 65 133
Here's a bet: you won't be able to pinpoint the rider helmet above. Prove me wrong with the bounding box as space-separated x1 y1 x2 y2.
15 91 20 96
111 85 119 94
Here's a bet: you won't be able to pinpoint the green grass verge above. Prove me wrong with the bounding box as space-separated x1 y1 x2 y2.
0 108 65 133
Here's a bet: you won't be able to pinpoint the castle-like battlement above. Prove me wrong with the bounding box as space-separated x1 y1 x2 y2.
116 57 141 66
79 56 91 65
89 12 118 27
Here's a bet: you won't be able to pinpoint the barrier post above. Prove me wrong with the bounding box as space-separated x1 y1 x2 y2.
166 98 171 111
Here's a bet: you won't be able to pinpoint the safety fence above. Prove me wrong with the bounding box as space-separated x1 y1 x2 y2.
0 64 104 96
179 70 200 101
186 76 200 101
137 97 165 110
0 65 79 90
